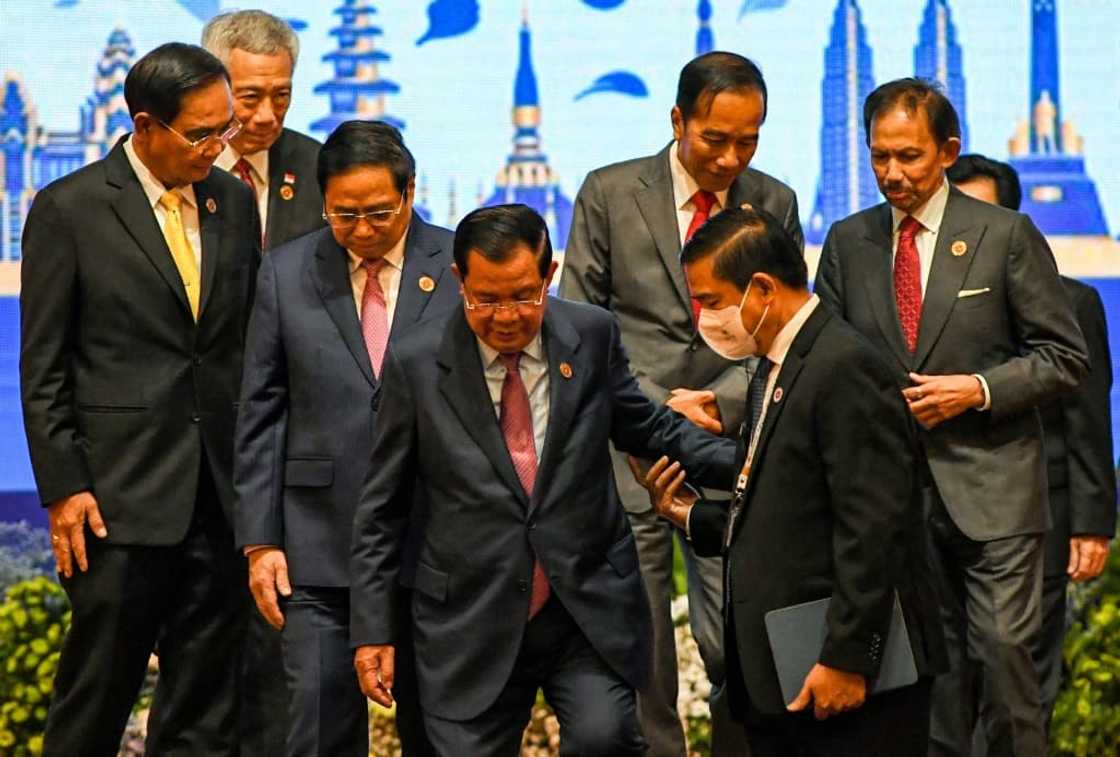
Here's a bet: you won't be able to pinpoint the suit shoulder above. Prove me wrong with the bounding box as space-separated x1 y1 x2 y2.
390 309 456 362
267 227 332 270
549 297 616 333
741 167 796 206
816 313 897 381
829 203 887 237
413 217 454 247
35 158 108 205
583 152 659 187
280 127 323 152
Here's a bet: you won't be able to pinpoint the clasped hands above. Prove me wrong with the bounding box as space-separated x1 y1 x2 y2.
902 371 985 429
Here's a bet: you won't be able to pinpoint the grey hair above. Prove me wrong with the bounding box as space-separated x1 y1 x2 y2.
201 10 299 70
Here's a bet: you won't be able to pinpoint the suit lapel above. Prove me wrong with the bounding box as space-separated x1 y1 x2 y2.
913 190 986 370
389 218 450 340
264 131 289 246
531 306 583 514
105 143 193 320
859 205 912 372
437 311 529 507
634 146 690 312
312 231 375 387
194 178 221 320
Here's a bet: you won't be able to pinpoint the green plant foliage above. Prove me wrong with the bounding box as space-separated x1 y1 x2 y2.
1050 538 1120 756
0 523 55 596
0 577 69 756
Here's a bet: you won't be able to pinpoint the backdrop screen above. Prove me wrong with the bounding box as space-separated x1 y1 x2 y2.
1 0 1118 516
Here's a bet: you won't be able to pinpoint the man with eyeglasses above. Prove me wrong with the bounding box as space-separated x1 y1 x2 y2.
235 119 457 755
20 43 259 755
350 203 737 755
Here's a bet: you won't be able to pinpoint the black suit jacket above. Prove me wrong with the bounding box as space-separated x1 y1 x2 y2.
234 219 459 586
1039 278 1117 575
263 128 325 250
815 188 1089 540
350 299 737 721
689 305 947 715
20 140 259 543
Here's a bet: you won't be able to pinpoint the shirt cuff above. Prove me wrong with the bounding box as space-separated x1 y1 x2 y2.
972 373 991 411
243 544 278 557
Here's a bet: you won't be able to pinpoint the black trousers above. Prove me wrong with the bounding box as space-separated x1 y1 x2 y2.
239 602 288 757
42 465 244 757
422 597 645 757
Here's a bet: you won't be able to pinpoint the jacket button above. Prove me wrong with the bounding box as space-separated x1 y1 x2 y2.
191 412 201 423
192 354 202 366
517 580 528 592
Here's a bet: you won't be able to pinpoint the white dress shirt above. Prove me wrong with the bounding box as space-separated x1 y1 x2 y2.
216 146 270 235
669 141 730 248
478 334 550 459
123 136 202 269
346 229 408 326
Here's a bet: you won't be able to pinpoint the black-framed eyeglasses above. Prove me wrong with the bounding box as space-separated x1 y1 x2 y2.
322 194 406 230
159 118 242 150
463 283 547 314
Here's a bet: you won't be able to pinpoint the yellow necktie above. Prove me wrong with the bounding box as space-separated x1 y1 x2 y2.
158 190 201 320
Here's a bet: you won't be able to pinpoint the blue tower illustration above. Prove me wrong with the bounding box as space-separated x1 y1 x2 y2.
806 0 878 245
1007 0 1107 235
482 7 573 250
913 0 968 151
696 1 714 55
312 0 404 135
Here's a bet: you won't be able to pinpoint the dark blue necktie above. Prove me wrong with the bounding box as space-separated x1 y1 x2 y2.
747 357 773 438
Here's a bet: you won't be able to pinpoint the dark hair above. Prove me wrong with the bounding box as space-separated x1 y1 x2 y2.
680 205 807 290
946 153 1022 211
862 77 960 147
453 204 553 279
317 120 416 195
124 43 230 124
676 51 767 122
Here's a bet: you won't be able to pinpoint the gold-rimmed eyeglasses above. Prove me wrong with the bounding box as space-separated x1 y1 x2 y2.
159 118 243 150
463 283 548 314
322 195 406 230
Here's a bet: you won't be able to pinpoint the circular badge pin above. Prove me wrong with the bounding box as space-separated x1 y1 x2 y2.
205 198 217 213
772 387 783 403
559 362 573 379
418 275 435 293
279 185 295 201
951 240 968 256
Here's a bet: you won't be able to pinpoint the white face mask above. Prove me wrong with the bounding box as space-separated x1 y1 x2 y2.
696 282 769 361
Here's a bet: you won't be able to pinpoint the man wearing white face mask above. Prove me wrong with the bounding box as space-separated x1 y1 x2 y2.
631 205 946 756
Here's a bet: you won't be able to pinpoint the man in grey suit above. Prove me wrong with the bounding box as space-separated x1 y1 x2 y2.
560 51 801 755
814 79 1089 757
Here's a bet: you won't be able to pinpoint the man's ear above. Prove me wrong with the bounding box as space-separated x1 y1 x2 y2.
671 106 684 143
451 262 463 285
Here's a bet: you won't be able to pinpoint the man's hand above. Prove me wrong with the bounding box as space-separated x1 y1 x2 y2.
1068 536 1110 582
247 547 292 629
667 388 723 434
355 644 396 707
627 455 697 529
902 372 985 430
787 663 867 720
47 490 107 578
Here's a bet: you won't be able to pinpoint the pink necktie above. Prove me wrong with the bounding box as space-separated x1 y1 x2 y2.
685 190 717 324
499 353 550 619
234 158 265 248
894 216 923 353
361 259 389 377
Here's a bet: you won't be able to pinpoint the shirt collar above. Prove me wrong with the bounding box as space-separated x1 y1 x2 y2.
215 144 269 184
123 135 197 210
669 141 730 213
891 177 950 234
347 228 409 275
766 294 819 368
477 331 545 371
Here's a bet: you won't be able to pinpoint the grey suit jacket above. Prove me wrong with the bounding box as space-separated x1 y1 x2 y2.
560 143 802 512
815 187 1089 541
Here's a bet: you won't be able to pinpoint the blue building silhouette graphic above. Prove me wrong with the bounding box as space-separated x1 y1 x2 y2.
913 0 968 152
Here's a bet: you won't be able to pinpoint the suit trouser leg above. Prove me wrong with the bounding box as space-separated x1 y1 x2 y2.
1033 572 1068 734
392 589 438 757
239 598 288 757
279 587 368 757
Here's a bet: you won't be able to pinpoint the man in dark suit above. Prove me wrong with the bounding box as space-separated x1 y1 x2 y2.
946 154 1117 741
19 43 259 755
560 50 802 756
634 204 946 756
350 204 737 756
814 80 1089 756
204 9 324 253
235 120 455 756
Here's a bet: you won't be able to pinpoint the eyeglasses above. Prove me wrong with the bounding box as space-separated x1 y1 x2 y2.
463 283 547 314
322 195 406 230
159 118 242 150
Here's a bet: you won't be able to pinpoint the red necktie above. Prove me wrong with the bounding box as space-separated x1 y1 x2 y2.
685 190 717 323
234 158 265 249
894 216 923 353
499 352 550 620
361 258 389 377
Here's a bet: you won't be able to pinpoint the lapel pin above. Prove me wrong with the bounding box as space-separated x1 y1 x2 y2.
772 387 783 403
205 197 217 213
951 240 968 256
279 185 295 201
283 172 296 184
559 362 573 379
418 275 436 293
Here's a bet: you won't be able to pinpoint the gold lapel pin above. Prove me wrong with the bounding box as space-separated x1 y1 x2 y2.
772 387 783 403
559 362 573 379
951 240 968 256
279 185 295 201
418 275 435 293
205 198 217 213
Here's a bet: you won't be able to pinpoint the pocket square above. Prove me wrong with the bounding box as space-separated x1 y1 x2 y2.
957 287 991 299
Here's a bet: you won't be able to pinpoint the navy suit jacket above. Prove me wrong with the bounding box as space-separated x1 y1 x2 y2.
350 299 737 720
234 218 459 587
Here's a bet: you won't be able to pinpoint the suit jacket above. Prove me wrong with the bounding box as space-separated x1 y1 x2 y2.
560 142 802 512
688 305 947 715
814 188 1089 541
20 140 259 543
1039 277 1117 575
234 219 459 587
349 299 737 721
263 128 325 251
